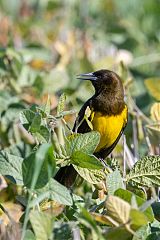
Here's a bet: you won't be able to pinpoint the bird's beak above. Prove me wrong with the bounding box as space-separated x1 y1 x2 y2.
76 72 97 81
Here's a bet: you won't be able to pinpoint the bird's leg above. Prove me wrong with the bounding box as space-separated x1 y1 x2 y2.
99 158 108 168
98 158 113 174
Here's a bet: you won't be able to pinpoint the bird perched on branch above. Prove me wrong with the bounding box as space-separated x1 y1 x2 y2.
55 69 128 187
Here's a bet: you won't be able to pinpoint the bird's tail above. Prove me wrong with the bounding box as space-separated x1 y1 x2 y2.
54 165 77 188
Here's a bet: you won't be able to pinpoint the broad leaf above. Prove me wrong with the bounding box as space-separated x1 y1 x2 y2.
105 195 131 225
132 225 150 240
20 109 35 125
53 222 74 240
32 179 73 206
130 209 149 230
22 144 56 189
104 227 132 240
43 95 51 115
30 211 54 240
0 91 19 114
29 113 41 133
0 151 23 185
66 131 100 155
4 142 31 158
126 156 160 187
106 169 124 195
57 93 66 116
79 208 104 240
71 151 103 169
20 108 49 143
114 189 154 222
24 230 36 240
146 233 160 239
151 202 160 222
73 165 105 184
33 126 50 143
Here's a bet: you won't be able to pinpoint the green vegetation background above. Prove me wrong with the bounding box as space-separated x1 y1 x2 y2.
0 0 160 239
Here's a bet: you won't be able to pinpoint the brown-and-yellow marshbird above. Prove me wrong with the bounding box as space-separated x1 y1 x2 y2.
55 69 128 187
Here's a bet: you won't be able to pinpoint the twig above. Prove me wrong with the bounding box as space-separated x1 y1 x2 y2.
74 118 84 133
132 117 139 161
61 117 73 133
129 97 151 124
124 140 135 169
123 135 126 188
0 204 15 223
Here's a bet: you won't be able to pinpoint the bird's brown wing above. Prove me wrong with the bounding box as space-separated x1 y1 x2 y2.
54 165 78 188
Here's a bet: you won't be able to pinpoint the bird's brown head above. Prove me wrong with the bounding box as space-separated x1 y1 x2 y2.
77 69 124 95
77 69 125 114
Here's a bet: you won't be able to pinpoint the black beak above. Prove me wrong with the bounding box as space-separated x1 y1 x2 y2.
76 72 97 81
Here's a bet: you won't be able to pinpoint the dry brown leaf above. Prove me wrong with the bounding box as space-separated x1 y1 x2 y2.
105 195 131 225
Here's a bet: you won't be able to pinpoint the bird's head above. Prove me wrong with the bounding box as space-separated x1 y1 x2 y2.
77 69 123 94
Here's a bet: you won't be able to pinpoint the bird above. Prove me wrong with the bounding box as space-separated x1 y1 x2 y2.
55 69 128 187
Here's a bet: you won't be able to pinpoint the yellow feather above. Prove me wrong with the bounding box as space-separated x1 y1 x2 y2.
91 105 128 152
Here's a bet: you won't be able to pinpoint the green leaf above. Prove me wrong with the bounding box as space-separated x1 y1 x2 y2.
1 104 24 123
19 109 35 125
73 165 105 184
66 131 100 155
114 189 154 222
149 220 160 238
145 78 160 101
150 219 160 229
151 202 160 222
106 169 124 195
132 225 150 240
43 95 51 115
33 126 50 143
126 156 160 187
57 93 66 116
79 208 104 240
4 142 31 158
21 108 49 143
71 151 103 169
33 179 73 206
146 233 160 240
104 227 132 240
127 185 147 199
0 91 19 114
0 151 23 185
24 230 36 240
130 209 149 230
30 211 54 240
53 222 74 240
22 144 56 189
29 114 41 133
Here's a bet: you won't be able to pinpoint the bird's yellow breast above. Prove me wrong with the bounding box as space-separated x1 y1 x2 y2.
91 105 127 152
